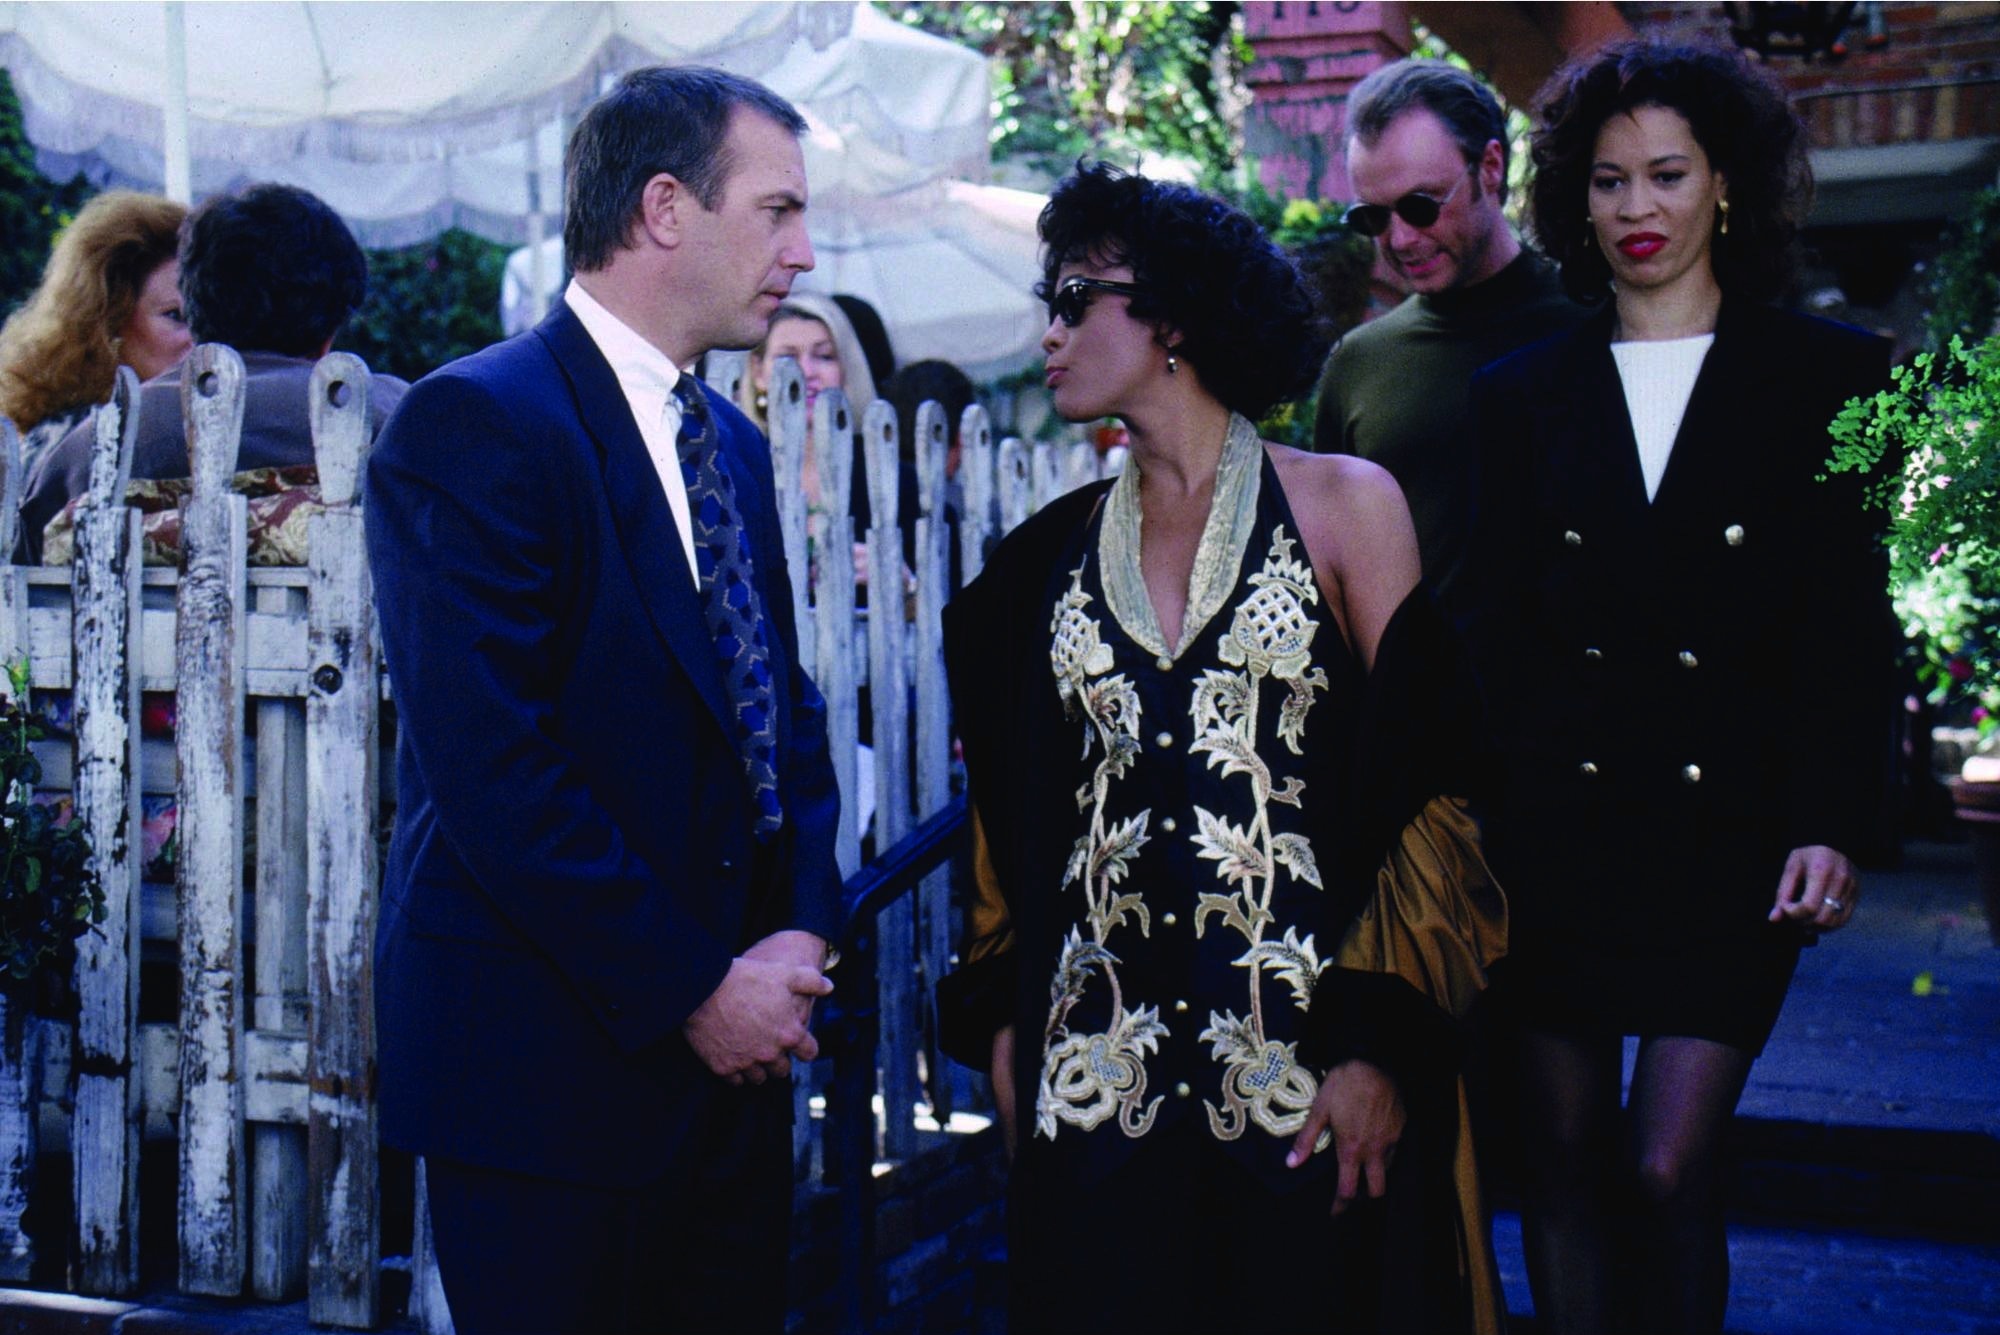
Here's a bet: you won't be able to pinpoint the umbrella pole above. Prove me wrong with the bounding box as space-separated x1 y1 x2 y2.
162 1 192 203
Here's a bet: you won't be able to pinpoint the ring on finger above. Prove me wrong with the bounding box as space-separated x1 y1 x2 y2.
1823 898 1844 913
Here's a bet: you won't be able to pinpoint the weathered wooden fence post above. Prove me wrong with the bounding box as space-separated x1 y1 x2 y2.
997 437 1032 538
810 388 860 882
0 415 34 1282
175 346 251 1294
1031 440 1062 512
251 580 310 1304
911 403 953 1123
862 401 918 1161
71 367 145 1295
303 354 379 1328
768 359 812 675
956 406 994 586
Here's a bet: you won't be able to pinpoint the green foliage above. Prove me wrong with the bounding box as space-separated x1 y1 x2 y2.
1925 186 2000 354
877 2 1249 183
0 659 103 987
1828 335 2000 730
0 70 95 323
336 228 510 384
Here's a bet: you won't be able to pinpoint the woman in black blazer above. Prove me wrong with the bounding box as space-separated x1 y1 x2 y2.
1462 41 1892 1334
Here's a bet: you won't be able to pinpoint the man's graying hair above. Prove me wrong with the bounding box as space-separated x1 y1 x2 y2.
1346 59 1509 202
563 65 807 273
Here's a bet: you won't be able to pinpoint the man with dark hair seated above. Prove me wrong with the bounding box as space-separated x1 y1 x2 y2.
17 182 408 562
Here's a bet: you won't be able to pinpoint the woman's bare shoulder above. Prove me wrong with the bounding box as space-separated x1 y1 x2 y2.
1264 441 1410 529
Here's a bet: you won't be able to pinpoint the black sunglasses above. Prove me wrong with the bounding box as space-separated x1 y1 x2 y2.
1048 276 1145 327
1342 164 1477 237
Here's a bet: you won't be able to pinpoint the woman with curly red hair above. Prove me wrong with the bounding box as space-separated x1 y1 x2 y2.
0 191 190 474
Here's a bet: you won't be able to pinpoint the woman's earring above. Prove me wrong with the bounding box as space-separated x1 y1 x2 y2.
1166 351 1179 376
1718 198 1731 235
755 389 769 413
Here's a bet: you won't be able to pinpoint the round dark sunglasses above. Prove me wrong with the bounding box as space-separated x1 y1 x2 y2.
1048 276 1145 327
1342 164 1477 237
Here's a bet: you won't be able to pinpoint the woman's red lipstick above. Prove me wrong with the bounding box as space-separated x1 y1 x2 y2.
1618 232 1667 258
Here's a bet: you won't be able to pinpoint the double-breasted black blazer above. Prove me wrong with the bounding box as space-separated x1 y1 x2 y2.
365 301 843 1186
1460 300 1893 958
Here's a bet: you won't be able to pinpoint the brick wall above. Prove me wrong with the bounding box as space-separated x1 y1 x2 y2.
1617 2 2000 148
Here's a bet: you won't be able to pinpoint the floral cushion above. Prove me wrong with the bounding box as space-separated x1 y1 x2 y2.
40 464 324 567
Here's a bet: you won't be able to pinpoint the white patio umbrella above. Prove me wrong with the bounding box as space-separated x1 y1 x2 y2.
0 1 990 243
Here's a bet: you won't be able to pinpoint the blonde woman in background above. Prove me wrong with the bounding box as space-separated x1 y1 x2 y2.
743 290 875 518
0 192 191 474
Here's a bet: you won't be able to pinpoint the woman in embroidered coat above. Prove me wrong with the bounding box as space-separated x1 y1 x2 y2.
937 162 1508 1333
1461 42 1894 1334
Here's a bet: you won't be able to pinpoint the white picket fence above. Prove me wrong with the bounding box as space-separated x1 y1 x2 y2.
0 348 1121 1326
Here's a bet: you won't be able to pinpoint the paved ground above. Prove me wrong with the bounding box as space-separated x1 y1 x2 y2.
3 841 1994 1334
1495 835 2000 1335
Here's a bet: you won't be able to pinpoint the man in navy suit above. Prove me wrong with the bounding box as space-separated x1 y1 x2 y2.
366 66 840 1333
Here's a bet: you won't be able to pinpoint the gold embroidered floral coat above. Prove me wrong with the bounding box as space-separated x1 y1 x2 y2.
939 416 1511 1333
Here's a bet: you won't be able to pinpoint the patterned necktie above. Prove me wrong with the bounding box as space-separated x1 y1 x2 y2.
672 378 783 838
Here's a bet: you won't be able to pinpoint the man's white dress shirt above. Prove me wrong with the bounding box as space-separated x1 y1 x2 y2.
564 280 700 584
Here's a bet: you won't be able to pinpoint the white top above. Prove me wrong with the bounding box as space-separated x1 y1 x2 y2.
1611 334 1714 502
563 280 698 585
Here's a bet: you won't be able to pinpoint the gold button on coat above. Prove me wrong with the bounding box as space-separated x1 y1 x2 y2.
1155 731 1174 749
1584 647 1603 662
1725 524 1745 546
1161 912 1178 928
1160 816 1178 833
1564 529 1583 547
1155 655 1173 671
1579 761 1599 778
1174 999 1189 1014
1174 1082 1192 1098
1682 764 1702 784
1679 651 1699 668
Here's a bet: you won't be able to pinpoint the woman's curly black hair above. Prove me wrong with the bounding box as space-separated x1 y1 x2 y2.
1035 162 1325 421
1530 39 1811 304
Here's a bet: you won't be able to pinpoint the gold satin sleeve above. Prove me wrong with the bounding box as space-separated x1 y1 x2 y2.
964 804 1016 967
1334 794 1509 1335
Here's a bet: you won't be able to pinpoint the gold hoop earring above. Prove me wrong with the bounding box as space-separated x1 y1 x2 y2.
1718 198 1731 235
1166 352 1179 376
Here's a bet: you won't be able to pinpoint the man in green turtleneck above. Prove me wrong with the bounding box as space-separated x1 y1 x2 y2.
1314 59 1583 608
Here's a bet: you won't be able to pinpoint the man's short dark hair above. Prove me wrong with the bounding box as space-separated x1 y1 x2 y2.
1346 59 1509 199
178 184 367 357
563 65 807 273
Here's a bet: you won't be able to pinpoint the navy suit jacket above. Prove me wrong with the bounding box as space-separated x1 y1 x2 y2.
366 301 843 1186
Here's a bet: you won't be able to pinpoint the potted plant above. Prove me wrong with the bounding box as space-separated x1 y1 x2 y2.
1828 332 2000 939
0 656 103 1273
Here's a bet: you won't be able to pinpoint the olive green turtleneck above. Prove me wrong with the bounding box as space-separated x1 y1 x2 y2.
1313 250 1585 603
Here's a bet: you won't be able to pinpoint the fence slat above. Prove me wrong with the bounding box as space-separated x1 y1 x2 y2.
767 358 812 681
71 368 144 1295
861 401 918 1161
811 390 860 882
175 345 251 1295
251 579 308 1298
956 405 993 586
1031 440 1063 512
0 415 33 1281
911 403 953 1124
303 355 379 1328
997 437 1032 538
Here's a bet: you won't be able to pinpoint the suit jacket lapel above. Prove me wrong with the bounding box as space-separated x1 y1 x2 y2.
1649 298 1772 519
537 303 733 738
1549 306 1652 530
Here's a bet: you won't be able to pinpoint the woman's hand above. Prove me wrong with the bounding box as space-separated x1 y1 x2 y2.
1286 1058 1404 1216
990 1024 1018 1161
1769 844 1859 930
